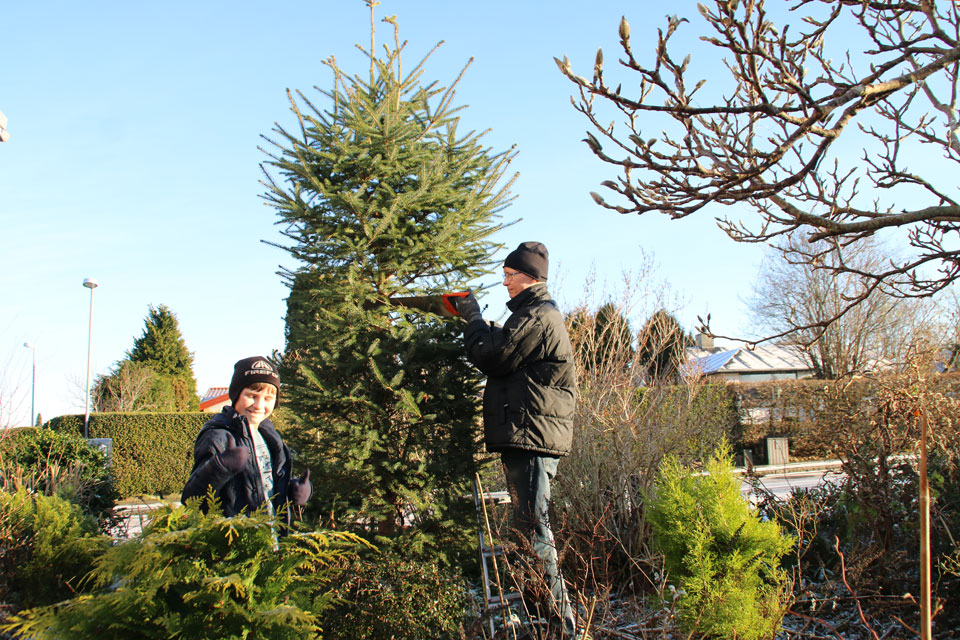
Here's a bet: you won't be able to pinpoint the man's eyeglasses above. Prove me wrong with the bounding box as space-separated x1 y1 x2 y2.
503 271 522 280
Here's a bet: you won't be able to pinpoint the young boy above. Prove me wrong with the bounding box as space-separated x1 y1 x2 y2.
182 356 310 522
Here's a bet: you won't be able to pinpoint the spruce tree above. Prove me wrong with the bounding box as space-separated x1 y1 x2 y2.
261 9 516 545
94 305 199 411
128 305 193 374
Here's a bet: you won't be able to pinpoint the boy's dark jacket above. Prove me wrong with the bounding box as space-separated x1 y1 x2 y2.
463 283 577 456
182 407 293 524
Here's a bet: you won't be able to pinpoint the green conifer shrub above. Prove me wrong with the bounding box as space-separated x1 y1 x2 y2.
646 443 793 640
317 542 471 640
261 7 516 551
0 488 110 610
0 427 119 520
2 499 368 640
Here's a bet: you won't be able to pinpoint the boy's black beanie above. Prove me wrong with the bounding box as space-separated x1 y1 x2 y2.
504 241 549 281
229 356 281 406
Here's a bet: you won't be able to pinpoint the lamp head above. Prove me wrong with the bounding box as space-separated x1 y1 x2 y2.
83 278 98 289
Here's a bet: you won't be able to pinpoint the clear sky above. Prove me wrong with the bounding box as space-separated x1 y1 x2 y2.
1 0 769 426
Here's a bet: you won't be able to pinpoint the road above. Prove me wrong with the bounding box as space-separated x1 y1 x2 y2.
740 464 846 501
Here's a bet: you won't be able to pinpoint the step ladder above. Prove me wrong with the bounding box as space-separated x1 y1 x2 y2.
473 473 523 638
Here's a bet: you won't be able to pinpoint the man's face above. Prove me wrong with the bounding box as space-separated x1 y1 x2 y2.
233 385 277 429
503 267 537 299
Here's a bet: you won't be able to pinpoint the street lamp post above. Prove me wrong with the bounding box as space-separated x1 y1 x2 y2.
83 278 98 439
23 342 35 426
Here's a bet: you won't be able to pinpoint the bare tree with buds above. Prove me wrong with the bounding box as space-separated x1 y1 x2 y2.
557 0 960 340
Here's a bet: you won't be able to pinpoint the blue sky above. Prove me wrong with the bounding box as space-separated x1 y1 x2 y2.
1 1 769 425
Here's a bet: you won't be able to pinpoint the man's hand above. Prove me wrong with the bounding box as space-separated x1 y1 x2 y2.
289 469 312 505
218 434 249 473
454 292 482 323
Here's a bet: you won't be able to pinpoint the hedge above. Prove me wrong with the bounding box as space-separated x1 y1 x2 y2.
619 374 960 463
727 373 960 460
46 413 208 498
640 382 740 443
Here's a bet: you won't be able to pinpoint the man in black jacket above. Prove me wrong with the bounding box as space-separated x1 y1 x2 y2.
457 242 579 638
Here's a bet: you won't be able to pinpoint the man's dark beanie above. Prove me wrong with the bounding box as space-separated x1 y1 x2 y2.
229 357 281 406
504 241 549 281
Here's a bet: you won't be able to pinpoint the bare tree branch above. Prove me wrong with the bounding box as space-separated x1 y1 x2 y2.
748 233 945 377
560 0 960 323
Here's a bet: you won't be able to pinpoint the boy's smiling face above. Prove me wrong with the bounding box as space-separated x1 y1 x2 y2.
233 384 277 428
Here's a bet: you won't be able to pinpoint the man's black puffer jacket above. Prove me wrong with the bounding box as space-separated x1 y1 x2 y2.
464 284 577 456
181 407 293 524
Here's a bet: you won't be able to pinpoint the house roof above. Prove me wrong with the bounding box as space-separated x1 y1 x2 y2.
199 387 229 410
684 344 811 376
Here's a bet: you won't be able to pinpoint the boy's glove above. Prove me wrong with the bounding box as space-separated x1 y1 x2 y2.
289 469 312 505
217 434 249 473
454 292 482 324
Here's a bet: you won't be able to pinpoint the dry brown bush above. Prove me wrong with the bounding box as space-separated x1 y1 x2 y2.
552 268 734 595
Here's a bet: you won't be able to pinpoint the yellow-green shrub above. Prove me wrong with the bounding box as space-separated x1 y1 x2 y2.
646 444 793 640
0 488 110 610
2 500 367 640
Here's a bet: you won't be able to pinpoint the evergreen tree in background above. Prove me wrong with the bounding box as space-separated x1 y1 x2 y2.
93 305 199 412
261 8 516 546
637 309 691 384
569 302 635 374
128 305 195 376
